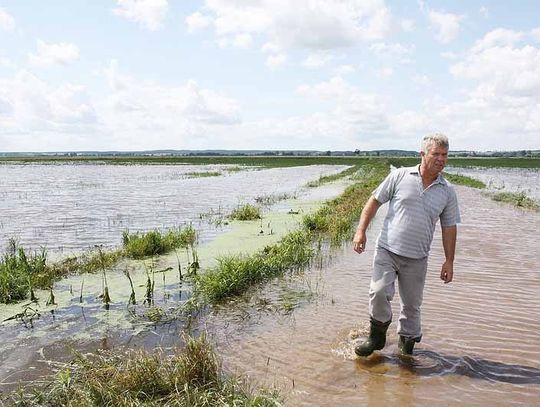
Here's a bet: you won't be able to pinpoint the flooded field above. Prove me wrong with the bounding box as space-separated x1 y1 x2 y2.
446 166 540 200
1 163 539 406
0 163 349 393
0 163 347 255
206 178 540 406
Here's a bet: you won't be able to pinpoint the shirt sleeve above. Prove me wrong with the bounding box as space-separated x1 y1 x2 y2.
440 186 461 227
372 169 398 204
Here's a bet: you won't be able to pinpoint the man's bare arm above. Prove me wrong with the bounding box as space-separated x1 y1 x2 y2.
440 225 457 283
353 196 382 254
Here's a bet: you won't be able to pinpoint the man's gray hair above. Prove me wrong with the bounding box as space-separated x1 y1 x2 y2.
422 133 449 154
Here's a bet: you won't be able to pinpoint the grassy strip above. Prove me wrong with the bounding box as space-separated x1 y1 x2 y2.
491 192 539 210
195 230 313 303
229 204 262 221
305 165 358 187
443 173 486 189
6 334 282 406
123 227 197 259
194 163 388 304
303 165 388 243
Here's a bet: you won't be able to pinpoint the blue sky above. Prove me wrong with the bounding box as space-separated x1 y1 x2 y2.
0 1 539 152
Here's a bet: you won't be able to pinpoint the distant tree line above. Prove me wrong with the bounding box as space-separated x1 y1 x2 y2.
0 149 538 158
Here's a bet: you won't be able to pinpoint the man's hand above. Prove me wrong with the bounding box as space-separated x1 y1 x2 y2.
353 229 366 254
440 261 454 283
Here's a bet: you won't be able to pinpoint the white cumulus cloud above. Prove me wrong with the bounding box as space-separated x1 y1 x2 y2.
113 0 168 31
470 28 524 53
188 0 392 51
218 33 254 49
437 37 540 148
297 76 353 100
531 27 540 43
369 42 414 63
0 8 15 31
98 60 241 150
401 19 415 32
266 54 286 70
0 70 96 135
28 40 80 67
334 64 355 75
185 11 212 33
413 74 431 86
303 53 333 69
428 9 465 44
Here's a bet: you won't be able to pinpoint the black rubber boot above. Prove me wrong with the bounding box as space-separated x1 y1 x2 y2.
355 318 391 357
398 335 418 356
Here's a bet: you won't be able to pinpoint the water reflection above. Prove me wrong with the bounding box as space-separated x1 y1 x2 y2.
357 350 540 384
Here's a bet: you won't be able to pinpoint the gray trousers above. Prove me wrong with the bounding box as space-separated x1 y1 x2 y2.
368 246 428 340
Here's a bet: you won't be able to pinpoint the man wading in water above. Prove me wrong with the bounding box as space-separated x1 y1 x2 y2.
353 133 460 356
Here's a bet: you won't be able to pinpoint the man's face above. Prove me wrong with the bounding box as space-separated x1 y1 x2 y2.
421 143 448 174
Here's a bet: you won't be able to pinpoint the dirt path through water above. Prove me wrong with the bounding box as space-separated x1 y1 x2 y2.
208 185 540 406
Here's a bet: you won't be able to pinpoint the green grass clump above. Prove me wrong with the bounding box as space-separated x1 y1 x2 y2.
6 334 282 406
0 241 127 304
443 173 486 189
195 230 313 303
123 226 197 259
491 192 539 210
185 171 222 178
255 193 291 206
229 204 261 221
0 239 49 304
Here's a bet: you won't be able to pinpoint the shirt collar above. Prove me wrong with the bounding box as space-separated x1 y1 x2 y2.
409 165 447 185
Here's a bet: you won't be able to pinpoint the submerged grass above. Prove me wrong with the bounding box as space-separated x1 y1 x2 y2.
491 191 539 210
56 248 124 275
6 334 282 406
229 204 262 221
123 226 197 259
443 173 486 189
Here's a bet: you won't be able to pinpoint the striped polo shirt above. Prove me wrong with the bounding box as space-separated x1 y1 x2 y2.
373 165 461 259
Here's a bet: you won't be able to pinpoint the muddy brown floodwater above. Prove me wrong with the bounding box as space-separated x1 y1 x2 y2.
207 185 540 407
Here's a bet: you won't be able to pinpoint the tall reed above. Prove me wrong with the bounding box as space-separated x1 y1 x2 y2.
0 239 48 304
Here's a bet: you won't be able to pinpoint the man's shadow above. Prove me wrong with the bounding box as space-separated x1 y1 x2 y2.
357 349 540 385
